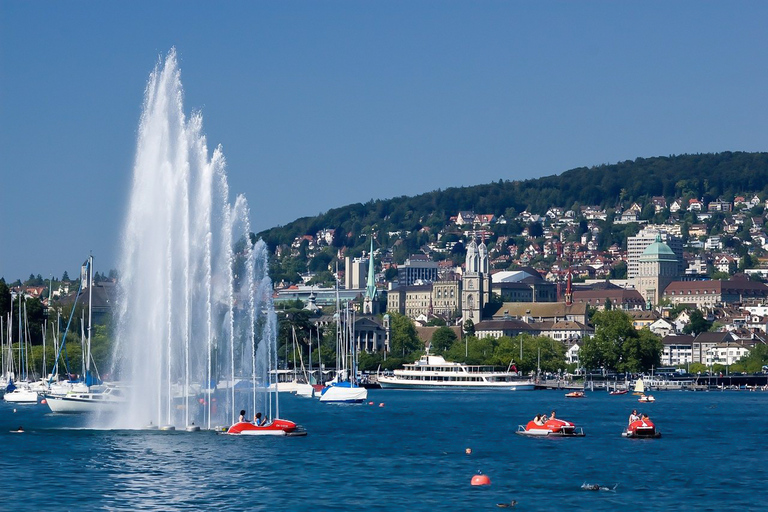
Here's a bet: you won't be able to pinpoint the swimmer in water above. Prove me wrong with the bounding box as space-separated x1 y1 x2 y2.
496 500 517 508
581 482 618 492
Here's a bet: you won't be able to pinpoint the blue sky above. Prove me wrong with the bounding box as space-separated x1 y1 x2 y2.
1 1 767 282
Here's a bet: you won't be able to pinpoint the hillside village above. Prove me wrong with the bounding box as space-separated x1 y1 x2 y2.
7 189 768 375
271 193 768 372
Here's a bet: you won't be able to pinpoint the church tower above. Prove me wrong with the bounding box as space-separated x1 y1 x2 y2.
462 238 490 324
363 238 378 314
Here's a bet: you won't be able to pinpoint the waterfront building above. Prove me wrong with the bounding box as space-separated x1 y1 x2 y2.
661 334 695 366
692 331 736 364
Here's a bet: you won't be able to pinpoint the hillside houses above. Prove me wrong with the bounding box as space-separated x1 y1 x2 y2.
263 189 768 367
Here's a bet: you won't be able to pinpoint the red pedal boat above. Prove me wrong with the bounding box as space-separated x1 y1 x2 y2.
516 418 585 437
226 419 305 436
622 418 661 438
565 391 585 398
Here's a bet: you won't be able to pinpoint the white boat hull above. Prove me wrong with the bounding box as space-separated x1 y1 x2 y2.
377 378 535 391
319 385 367 403
295 384 314 398
45 391 125 413
3 389 39 403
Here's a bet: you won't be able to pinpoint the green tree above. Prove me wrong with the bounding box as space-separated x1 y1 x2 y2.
730 344 768 373
430 326 457 354
0 279 10 319
389 313 422 356
580 310 662 372
683 310 712 336
463 319 475 337
621 328 662 372
609 261 627 279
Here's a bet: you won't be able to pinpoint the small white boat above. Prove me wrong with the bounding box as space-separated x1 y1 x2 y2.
318 382 367 403
45 386 126 413
3 388 38 404
638 394 655 403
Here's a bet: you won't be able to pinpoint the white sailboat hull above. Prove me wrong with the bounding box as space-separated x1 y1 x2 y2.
319 385 367 403
3 389 39 403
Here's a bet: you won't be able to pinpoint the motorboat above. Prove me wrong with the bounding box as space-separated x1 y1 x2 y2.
226 418 305 436
377 354 535 390
609 389 628 395
622 418 661 438
516 417 585 437
45 385 126 413
638 394 655 403
565 391 585 398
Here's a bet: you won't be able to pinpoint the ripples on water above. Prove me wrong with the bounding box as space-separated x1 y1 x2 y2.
1 390 766 511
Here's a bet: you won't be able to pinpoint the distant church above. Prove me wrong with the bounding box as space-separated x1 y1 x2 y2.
461 239 491 324
363 238 380 314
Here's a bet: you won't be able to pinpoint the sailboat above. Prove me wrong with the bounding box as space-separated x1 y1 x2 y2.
4 292 38 404
46 256 126 413
632 378 645 395
272 326 314 397
318 291 367 404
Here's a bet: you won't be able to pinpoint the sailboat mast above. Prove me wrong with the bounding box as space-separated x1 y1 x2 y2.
23 298 30 380
18 293 22 380
87 255 93 375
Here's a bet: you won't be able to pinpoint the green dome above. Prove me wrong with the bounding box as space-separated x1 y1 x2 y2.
640 234 677 261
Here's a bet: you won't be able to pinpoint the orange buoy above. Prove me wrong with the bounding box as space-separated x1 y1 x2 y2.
368 401 374 405
471 473 491 486
40 399 47 405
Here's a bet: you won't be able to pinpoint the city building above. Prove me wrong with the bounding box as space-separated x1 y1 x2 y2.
627 228 684 279
398 254 438 286
345 256 367 290
634 234 679 307
663 275 768 308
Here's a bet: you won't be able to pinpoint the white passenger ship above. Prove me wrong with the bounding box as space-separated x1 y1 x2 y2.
377 355 535 390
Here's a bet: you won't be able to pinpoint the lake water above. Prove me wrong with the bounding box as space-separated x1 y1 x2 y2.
1 389 766 511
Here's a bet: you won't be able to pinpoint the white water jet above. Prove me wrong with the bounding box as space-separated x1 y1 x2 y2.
104 49 275 429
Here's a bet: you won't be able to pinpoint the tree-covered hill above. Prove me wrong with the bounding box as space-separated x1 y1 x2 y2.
257 151 768 270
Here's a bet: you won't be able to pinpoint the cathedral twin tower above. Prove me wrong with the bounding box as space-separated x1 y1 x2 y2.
462 239 491 324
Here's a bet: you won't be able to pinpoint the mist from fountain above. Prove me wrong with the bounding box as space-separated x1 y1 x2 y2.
102 49 275 429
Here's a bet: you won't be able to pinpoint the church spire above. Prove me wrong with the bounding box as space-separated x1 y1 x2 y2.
365 237 376 301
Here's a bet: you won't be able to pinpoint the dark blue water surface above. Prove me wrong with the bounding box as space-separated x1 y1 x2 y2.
1 390 766 511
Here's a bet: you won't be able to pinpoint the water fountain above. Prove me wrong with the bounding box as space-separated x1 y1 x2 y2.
103 49 276 430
